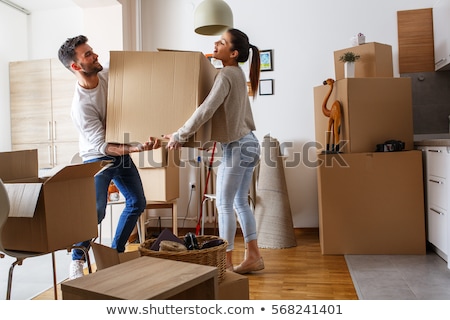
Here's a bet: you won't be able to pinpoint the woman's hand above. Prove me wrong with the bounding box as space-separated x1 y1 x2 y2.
162 133 183 150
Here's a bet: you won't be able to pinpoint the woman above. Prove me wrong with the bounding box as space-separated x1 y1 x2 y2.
164 28 263 274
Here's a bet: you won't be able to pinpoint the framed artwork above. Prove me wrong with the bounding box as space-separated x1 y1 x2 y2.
259 79 274 95
260 49 273 71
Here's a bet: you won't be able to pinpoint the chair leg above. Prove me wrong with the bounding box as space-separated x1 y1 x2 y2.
51 252 58 300
6 258 24 300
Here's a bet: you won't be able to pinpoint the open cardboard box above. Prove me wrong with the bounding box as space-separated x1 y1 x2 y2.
0 149 103 253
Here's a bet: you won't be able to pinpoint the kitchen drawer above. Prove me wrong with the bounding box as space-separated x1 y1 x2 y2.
427 175 448 210
427 206 448 256
426 147 450 178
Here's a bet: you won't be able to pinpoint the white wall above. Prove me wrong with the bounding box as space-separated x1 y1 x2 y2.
0 0 437 228
0 3 28 152
0 1 122 151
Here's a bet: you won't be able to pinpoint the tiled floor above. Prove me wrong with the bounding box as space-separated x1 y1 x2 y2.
345 249 450 299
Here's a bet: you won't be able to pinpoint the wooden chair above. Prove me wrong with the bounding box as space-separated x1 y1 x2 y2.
137 199 178 243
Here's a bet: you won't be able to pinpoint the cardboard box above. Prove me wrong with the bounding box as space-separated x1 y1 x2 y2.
106 50 218 149
317 150 426 255
313 78 413 153
130 148 180 169
138 166 179 201
0 149 101 253
218 271 249 300
130 149 180 201
334 42 393 80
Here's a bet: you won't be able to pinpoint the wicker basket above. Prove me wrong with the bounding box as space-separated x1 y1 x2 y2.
139 235 228 283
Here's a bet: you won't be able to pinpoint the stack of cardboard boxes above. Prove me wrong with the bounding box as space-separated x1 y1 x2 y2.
313 42 426 254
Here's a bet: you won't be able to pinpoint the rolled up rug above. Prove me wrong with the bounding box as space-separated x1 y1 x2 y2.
255 135 297 249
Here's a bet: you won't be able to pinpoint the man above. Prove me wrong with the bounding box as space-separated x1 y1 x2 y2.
58 35 160 279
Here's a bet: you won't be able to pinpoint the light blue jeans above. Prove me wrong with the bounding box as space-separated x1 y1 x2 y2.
72 154 146 260
216 131 260 251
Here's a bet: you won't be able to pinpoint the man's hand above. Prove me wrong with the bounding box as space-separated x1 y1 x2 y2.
142 137 161 150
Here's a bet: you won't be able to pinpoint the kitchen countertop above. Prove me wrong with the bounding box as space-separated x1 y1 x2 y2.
414 134 450 147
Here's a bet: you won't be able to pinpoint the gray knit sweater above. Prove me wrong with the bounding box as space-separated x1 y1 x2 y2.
175 65 256 144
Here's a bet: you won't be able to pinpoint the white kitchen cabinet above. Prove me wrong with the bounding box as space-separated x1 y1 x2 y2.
433 0 450 71
421 145 450 265
9 58 79 168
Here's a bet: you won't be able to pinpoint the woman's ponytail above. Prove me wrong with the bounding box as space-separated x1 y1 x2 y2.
228 29 261 99
249 44 260 98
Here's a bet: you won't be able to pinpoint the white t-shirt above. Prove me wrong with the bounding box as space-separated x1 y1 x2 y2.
70 69 109 161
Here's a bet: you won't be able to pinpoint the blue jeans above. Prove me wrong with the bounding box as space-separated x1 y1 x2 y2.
72 154 146 260
216 132 260 251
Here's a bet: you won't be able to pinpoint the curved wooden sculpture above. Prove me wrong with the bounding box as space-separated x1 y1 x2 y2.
322 78 342 153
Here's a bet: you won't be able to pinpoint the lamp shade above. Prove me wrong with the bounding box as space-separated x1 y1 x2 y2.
194 0 233 35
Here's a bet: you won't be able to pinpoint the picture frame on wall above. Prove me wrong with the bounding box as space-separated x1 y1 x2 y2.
260 50 273 71
259 79 274 95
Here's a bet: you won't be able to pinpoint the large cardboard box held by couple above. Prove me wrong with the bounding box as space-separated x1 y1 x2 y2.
106 50 218 201
91 243 249 300
106 50 217 149
317 150 426 255
0 149 101 253
313 77 414 153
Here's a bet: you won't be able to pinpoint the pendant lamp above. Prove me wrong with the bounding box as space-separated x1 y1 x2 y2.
194 0 234 35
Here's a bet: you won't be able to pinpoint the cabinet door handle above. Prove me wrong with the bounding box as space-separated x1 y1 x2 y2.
53 145 57 165
427 149 442 153
48 145 53 166
430 208 444 215
48 121 52 141
435 58 446 65
53 121 57 141
429 179 444 184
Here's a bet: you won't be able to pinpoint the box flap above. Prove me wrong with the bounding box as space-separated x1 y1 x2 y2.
4 183 42 217
0 149 38 181
42 162 105 184
91 242 140 270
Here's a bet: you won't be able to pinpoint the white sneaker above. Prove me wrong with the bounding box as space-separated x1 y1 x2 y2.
69 260 85 280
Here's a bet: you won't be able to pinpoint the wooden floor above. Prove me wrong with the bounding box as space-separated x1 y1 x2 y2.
34 228 358 300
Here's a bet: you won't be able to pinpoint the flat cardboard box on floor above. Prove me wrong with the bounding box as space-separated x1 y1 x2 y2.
317 150 426 255
334 42 393 80
313 78 413 153
0 149 101 253
106 50 218 149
